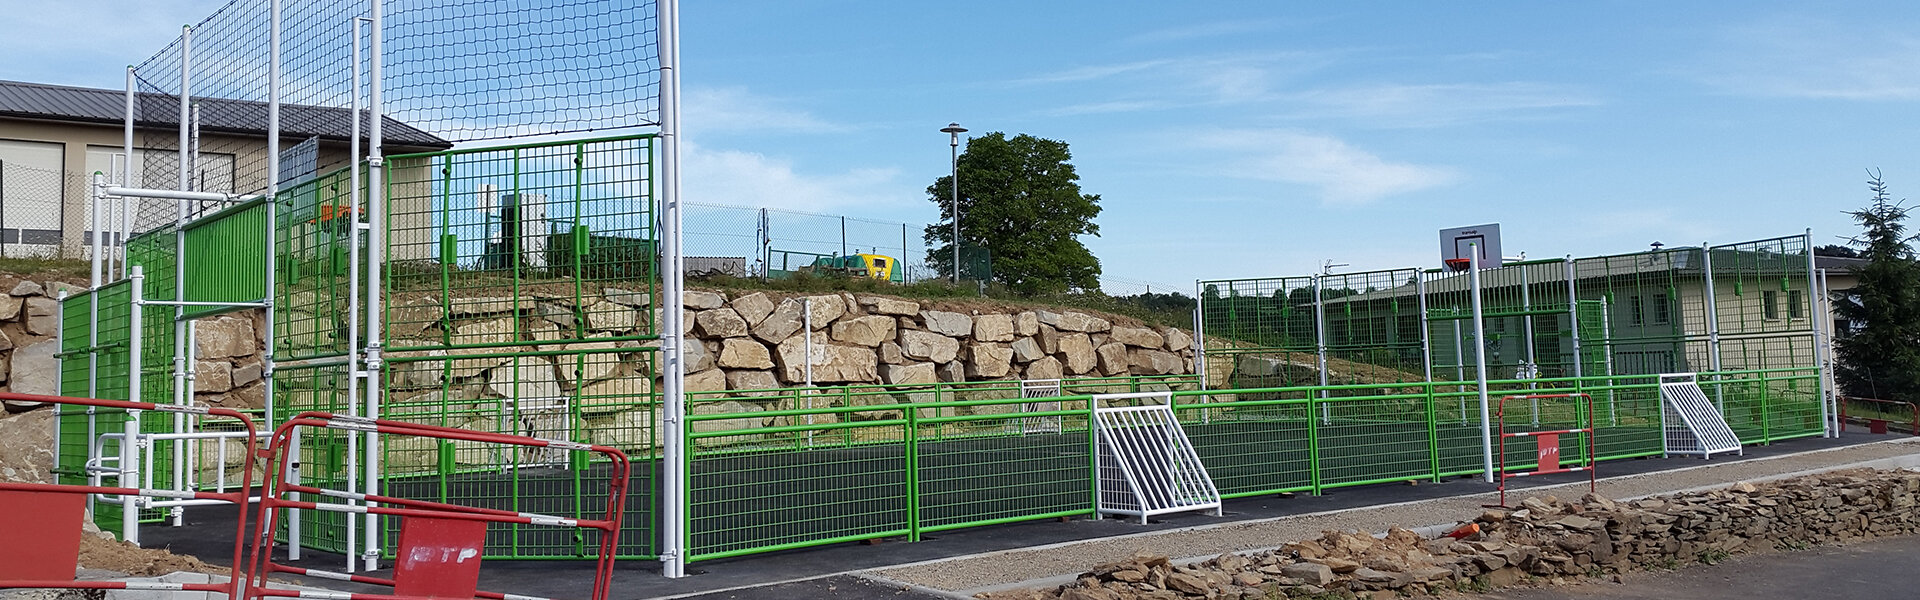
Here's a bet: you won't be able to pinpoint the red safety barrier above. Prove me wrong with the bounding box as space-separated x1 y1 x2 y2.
243 412 629 600
1839 396 1920 436
0 391 258 599
1487 393 1597 509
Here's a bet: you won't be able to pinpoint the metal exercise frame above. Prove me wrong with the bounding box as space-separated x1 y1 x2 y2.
0 392 257 599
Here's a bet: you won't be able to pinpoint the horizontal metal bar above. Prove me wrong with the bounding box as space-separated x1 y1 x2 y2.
144 300 270 308
104 186 235 202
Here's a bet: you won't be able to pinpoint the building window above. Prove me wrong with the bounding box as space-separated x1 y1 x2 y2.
1789 289 1804 319
1652 293 1670 325
1763 290 1779 320
1629 295 1644 325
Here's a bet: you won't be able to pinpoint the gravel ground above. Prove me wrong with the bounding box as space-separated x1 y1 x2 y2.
870 437 1920 594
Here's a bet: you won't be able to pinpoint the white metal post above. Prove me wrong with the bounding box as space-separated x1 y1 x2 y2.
171 26 193 540
1701 242 1723 411
1469 246 1494 483
1805 230 1832 437
91 173 104 286
1312 276 1330 423
177 25 191 194
344 14 368 573
126 266 146 545
122 66 135 279
1193 280 1209 417
361 0 385 569
659 0 688 578
1565 258 1583 381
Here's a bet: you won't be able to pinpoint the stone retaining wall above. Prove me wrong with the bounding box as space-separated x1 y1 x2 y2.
990 469 1920 600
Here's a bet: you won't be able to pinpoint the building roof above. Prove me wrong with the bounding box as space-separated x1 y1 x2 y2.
0 79 450 149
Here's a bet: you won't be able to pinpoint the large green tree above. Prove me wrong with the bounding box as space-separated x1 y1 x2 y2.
924 132 1102 295
1834 171 1920 401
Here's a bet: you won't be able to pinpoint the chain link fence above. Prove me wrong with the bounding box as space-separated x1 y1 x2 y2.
685 202 973 282
0 162 103 259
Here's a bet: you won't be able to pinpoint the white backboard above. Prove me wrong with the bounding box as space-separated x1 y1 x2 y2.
1440 223 1502 270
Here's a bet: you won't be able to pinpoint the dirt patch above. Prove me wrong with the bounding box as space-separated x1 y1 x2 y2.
77 536 226 577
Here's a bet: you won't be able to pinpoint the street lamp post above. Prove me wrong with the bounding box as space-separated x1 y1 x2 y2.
941 122 967 283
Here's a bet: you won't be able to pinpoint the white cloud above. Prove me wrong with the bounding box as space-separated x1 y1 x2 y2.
1281 82 1602 127
1193 129 1460 204
680 140 902 214
1696 16 1920 100
1017 60 1177 85
683 87 843 136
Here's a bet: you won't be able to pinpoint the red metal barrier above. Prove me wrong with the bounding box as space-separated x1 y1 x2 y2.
0 392 258 599
1839 396 1920 436
1487 393 1596 509
243 412 630 600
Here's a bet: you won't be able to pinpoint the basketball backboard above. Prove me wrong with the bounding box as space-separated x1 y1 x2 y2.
1440 223 1502 270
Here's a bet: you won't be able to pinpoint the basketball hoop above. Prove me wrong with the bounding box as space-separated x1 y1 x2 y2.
1444 258 1472 271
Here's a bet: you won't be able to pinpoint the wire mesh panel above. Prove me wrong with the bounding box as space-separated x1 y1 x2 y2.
1571 248 1709 377
1659 374 1743 458
1314 393 1436 488
1317 269 1426 387
1093 396 1221 523
1171 394 1313 497
1709 236 1817 372
1199 277 1319 389
916 395 1093 532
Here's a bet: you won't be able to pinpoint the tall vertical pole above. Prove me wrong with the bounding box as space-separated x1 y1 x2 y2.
950 135 960 283
122 66 136 279
126 266 145 545
177 25 191 194
189 103 201 193
262 0 285 562
1804 230 1833 437
90 173 104 287
344 15 367 573
172 26 192 521
362 0 386 569
1313 276 1330 423
1565 258 1584 380
1469 246 1494 483
1193 281 1208 391
659 0 688 579
1701 242 1724 410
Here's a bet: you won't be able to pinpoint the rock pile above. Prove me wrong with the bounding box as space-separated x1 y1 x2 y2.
985 469 1920 600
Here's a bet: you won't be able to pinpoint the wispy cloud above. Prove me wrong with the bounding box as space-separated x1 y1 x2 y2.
1281 82 1602 127
1123 20 1283 45
683 87 844 136
1192 129 1460 204
1016 60 1177 85
1694 16 1920 100
681 141 903 214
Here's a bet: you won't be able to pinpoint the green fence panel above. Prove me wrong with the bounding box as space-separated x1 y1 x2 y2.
182 197 270 318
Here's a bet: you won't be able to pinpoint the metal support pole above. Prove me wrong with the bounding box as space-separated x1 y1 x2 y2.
360 0 385 569
1701 242 1724 411
1805 230 1833 437
1469 246 1494 483
344 14 368 573
1565 258 1583 380
1600 296 1616 426
948 131 960 283
90 173 104 286
659 0 688 579
126 266 146 545
177 25 191 194
189 102 201 194
122 67 135 278
1312 276 1330 423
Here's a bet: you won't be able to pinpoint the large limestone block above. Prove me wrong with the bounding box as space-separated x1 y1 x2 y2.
726 370 780 395
0 409 54 483
751 298 806 344
1037 310 1109 333
691 400 765 435
803 295 847 329
1010 337 1044 363
1036 324 1060 354
718 338 774 369
774 336 879 383
553 340 624 384
684 290 727 310
882 362 939 385
487 359 563 400
937 361 965 382
1059 333 1097 375
973 313 1015 342
584 301 639 332
731 292 776 326
578 376 652 413
968 343 1014 379
194 360 234 393
831 315 896 347
921 310 973 337
1014 311 1039 336
1110 326 1165 349
1024 355 1064 380
388 298 444 338
898 329 960 364
1163 328 1193 352
695 308 751 338
0 294 21 321
1129 349 1185 375
0 328 14 353
279 310 336 351
387 350 448 388
447 318 517 376
23 297 58 336
8 280 44 296
1095 343 1131 376
6 339 58 398
880 342 905 364
43 281 80 298
602 287 651 307
686 368 728 393
686 340 717 373
858 296 920 316
196 315 259 359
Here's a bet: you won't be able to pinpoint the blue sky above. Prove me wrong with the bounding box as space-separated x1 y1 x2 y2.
8 1 1920 293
